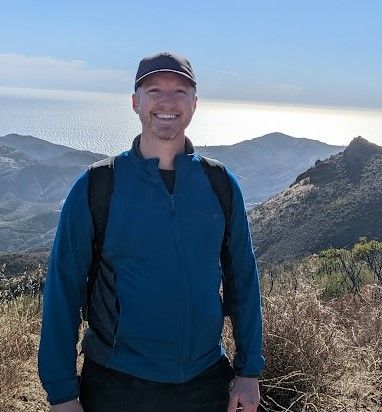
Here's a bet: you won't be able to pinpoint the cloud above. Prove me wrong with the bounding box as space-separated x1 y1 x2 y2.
0 53 133 93
215 69 239 77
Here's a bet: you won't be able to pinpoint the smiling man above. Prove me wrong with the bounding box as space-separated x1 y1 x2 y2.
38 52 264 412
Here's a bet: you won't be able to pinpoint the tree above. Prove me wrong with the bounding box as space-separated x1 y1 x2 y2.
318 247 363 295
353 239 382 285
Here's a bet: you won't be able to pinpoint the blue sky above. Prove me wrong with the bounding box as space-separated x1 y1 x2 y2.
1 0 381 108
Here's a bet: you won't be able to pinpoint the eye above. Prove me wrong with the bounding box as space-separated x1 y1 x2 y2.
147 88 160 94
175 89 187 95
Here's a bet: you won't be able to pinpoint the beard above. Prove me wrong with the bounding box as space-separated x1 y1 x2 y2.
152 124 181 140
140 113 190 141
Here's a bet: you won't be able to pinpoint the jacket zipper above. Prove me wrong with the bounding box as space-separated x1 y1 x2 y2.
157 171 192 377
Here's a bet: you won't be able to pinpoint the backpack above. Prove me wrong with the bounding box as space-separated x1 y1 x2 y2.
85 155 234 319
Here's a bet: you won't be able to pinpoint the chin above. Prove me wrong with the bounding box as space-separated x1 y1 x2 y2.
153 127 183 141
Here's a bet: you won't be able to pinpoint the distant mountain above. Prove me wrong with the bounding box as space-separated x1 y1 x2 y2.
249 137 382 263
0 132 344 253
0 133 104 163
0 134 106 253
196 132 344 205
0 134 105 204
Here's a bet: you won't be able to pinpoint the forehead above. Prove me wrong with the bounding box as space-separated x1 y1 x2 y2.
140 71 194 88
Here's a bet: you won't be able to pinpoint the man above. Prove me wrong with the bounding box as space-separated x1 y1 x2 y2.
38 52 265 412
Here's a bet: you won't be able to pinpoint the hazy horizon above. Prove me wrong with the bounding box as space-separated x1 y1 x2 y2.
1 87 381 156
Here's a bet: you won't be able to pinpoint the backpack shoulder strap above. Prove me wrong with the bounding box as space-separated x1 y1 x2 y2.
84 156 115 319
199 156 232 225
88 156 116 250
199 155 234 316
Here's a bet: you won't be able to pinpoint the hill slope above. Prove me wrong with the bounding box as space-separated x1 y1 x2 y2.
249 137 382 263
0 134 105 253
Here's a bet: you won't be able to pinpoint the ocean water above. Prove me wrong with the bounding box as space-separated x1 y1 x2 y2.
1 86 381 155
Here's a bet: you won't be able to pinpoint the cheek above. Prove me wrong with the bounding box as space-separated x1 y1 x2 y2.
136 102 149 116
139 112 150 124
186 103 196 118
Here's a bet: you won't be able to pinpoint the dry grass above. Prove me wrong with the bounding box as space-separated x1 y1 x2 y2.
225 274 382 411
1 270 382 411
263 285 381 411
0 295 48 412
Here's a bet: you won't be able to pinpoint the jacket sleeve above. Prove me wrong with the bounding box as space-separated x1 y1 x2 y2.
225 169 265 377
38 171 93 405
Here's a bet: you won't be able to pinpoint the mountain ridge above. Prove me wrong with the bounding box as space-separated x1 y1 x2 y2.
249 136 382 263
196 132 344 204
0 132 345 253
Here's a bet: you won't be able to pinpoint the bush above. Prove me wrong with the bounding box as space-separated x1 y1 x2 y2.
260 283 349 410
353 238 382 285
252 254 382 411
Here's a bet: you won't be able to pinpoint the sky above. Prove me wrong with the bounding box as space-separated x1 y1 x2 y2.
1 0 381 108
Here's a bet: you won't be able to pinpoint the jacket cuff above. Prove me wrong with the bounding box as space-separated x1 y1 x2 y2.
233 352 265 377
45 376 80 406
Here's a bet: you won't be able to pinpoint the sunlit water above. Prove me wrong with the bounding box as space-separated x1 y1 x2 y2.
1 87 381 155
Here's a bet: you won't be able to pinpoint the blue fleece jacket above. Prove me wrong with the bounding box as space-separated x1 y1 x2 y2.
38 139 265 405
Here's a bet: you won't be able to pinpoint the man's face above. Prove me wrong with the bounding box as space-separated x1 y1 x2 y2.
132 72 197 141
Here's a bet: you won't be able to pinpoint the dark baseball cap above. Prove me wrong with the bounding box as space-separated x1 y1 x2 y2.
134 52 196 92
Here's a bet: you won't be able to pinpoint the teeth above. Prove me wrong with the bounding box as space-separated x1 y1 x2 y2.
156 114 177 119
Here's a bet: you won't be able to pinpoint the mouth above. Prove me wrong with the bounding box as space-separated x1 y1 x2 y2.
154 113 179 120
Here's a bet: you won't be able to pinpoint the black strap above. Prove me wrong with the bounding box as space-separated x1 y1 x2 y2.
199 156 234 316
84 156 115 319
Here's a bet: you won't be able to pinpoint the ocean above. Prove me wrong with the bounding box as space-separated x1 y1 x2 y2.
1 86 381 155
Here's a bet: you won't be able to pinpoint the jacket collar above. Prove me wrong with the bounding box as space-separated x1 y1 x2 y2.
132 134 195 159
128 135 195 176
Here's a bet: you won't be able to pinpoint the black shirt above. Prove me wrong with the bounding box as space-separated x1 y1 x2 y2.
159 169 175 194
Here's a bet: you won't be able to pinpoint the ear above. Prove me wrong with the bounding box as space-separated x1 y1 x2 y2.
132 93 140 114
192 94 198 114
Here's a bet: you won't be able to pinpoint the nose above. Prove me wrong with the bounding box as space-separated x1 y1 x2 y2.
158 90 179 105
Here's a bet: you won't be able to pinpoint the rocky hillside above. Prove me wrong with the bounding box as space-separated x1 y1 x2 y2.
249 137 382 263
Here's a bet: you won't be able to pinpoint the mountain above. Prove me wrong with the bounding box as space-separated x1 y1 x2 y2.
0 133 104 163
0 132 343 253
196 132 344 205
0 134 106 253
0 134 105 204
249 137 382 263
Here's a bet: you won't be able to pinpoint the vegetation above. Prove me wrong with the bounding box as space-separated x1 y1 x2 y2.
0 266 46 412
0 252 48 279
250 240 382 410
1 241 382 411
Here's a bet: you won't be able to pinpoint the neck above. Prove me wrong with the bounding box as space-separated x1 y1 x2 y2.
139 133 186 170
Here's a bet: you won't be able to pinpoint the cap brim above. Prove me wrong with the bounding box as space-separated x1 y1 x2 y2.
135 69 196 90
